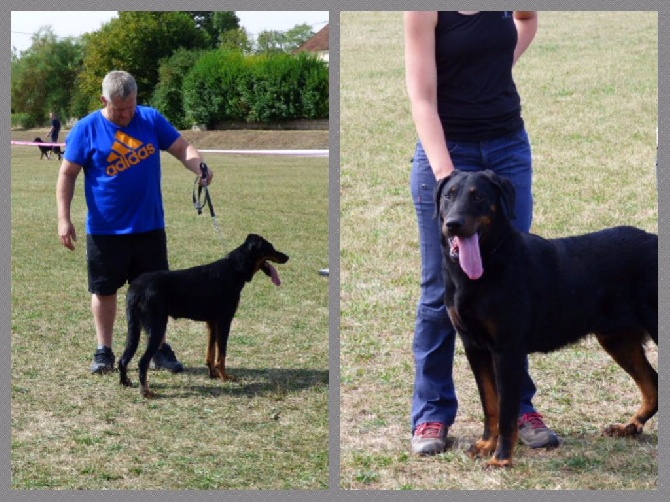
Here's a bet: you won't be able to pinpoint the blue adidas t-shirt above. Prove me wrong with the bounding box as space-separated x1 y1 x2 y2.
64 106 181 235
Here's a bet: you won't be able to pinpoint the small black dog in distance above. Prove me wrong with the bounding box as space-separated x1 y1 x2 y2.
34 137 52 160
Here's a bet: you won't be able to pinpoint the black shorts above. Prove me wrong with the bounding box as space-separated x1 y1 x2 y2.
87 229 169 295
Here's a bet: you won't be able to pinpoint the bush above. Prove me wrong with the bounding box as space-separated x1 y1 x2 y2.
245 53 301 122
11 113 38 129
150 48 205 129
182 49 329 127
182 50 249 127
297 54 329 119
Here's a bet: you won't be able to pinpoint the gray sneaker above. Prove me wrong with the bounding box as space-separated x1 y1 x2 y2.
151 342 184 373
90 346 115 374
518 412 560 448
411 422 448 455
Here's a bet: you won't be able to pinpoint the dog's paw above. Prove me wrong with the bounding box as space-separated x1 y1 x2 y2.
119 376 133 387
468 438 497 459
485 457 513 469
141 388 156 399
603 423 641 437
220 372 238 382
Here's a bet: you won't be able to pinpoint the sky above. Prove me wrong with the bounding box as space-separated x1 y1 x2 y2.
10 10 329 54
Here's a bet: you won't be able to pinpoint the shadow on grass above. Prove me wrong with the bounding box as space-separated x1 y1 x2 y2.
121 367 329 399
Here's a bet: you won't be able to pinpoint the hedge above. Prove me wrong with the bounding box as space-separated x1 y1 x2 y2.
181 50 328 127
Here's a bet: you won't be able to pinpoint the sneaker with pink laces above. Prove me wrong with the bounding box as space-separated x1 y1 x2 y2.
518 412 560 448
411 422 448 455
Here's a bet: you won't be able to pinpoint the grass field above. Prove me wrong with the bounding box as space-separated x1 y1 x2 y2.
340 11 658 489
11 130 329 489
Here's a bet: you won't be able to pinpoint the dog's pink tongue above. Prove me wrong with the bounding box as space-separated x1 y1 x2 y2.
267 263 281 286
456 235 483 280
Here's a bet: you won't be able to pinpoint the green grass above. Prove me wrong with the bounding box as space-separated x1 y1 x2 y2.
340 11 657 490
11 144 329 489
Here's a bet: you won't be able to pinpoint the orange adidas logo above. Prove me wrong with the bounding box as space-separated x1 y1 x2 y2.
106 131 156 176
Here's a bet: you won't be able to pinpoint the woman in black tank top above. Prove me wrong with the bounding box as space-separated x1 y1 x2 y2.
405 11 560 457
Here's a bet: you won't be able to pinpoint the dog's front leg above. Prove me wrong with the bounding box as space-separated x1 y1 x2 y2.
464 345 499 460
488 350 525 468
215 318 237 382
206 320 218 378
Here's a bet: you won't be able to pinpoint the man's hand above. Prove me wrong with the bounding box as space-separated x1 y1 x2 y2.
59 219 77 251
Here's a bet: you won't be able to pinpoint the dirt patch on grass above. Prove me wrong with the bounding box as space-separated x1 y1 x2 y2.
13 128 328 150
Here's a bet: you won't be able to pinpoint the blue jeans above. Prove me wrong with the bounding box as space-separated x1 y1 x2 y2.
410 128 537 432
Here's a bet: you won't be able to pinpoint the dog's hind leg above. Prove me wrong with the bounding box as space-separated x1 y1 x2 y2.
642 297 658 345
137 315 168 398
596 332 658 437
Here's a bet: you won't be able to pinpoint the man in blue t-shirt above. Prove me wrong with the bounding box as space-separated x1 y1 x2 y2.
56 70 214 374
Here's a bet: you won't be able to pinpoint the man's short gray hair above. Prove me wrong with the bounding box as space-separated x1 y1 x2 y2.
102 71 138 100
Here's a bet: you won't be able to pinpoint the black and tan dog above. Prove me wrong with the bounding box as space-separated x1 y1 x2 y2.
34 137 64 160
119 234 289 398
52 145 64 160
34 137 52 160
435 170 657 467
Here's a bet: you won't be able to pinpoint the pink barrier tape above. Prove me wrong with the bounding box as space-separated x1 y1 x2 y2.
12 140 66 147
199 149 328 157
12 141 327 157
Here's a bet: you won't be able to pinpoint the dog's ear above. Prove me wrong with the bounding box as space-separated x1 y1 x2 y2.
245 234 272 255
482 170 516 219
433 171 460 219
245 234 264 248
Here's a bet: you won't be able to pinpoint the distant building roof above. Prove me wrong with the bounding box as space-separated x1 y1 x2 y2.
294 24 329 53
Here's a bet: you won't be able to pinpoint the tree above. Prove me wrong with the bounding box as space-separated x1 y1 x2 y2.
11 26 83 125
255 30 286 54
219 28 252 53
254 23 315 54
285 23 317 51
186 11 241 48
77 11 209 110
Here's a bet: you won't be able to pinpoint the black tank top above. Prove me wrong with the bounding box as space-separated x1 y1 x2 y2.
435 11 524 141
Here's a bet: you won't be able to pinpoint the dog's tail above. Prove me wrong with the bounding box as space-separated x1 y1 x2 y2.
119 289 144 372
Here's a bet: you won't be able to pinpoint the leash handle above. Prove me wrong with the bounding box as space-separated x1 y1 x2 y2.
199 162 209 186
193 162 208 215
191 163 223 245
193 163 215 218
193 179 203 215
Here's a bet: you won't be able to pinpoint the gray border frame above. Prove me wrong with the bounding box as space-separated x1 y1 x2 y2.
2 0 668 501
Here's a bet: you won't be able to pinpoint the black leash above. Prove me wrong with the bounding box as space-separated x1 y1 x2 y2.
193 162 215 217
193 162 224 245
